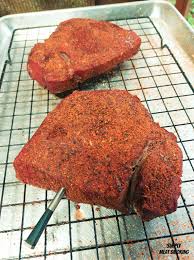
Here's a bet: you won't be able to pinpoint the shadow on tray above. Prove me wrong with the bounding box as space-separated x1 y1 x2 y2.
55 72 113 98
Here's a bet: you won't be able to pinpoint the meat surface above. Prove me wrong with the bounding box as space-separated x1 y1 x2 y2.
27 18 141 94
14 90 182 221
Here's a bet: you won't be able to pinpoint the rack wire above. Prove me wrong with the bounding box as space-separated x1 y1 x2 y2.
0 17 194 260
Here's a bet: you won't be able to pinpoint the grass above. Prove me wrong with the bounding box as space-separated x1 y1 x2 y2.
187 1 194 27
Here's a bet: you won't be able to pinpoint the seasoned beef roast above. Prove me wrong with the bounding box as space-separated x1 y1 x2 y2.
27 19 141 94
14 90 182 221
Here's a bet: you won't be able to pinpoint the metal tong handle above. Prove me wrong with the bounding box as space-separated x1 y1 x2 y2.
25 187 65 249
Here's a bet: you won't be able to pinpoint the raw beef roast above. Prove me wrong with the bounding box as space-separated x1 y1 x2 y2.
27 19 141 94
14 90 182 221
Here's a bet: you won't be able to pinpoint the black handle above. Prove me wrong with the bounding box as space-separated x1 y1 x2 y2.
25 209 53 249
25 187 65 249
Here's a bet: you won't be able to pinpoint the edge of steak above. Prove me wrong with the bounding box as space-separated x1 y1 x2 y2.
27 18 141 93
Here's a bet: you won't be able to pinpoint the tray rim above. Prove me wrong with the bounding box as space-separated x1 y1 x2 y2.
0 1 193 32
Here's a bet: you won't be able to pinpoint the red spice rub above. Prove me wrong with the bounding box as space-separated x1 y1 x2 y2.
14 90 182 221
27 18 141 94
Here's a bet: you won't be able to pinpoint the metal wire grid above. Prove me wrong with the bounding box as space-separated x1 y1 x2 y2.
0 17 194 259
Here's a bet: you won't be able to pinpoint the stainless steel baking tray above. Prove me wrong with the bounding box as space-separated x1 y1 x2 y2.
0 1 194 259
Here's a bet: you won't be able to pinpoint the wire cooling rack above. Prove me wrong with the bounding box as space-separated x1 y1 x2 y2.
0 17 194 260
